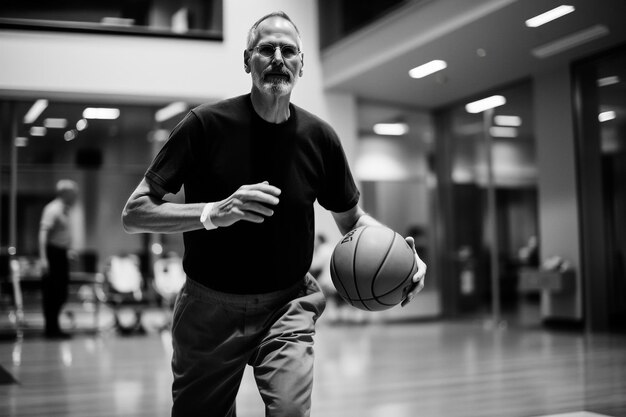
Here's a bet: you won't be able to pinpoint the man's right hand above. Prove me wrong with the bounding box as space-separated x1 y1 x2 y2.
210 181 281 227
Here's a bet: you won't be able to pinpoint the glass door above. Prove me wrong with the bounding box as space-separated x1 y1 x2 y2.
435 81 539 326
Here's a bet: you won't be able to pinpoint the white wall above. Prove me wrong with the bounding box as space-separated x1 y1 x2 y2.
316 92 358 243
534 66 582 321
0 0 329 111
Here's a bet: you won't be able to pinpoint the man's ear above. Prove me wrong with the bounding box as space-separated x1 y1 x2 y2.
243 49 251 73
299 53 304 77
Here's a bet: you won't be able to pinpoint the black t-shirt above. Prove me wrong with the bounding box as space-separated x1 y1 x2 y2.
145 94 360 293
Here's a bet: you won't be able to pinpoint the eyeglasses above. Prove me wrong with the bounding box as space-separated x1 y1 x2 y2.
250 43 301 59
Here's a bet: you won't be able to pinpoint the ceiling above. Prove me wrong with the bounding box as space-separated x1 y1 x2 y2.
6 0 626 149
322 0 626 110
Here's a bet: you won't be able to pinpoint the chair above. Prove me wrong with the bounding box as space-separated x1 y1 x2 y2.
0 253 22 337
103 254 147 335
152 253 186 330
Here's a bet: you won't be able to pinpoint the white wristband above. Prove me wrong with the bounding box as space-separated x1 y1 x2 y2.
200 202 218 230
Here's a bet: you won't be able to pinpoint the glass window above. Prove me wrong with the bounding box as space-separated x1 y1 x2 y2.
0 0 222 40
317 0 408 49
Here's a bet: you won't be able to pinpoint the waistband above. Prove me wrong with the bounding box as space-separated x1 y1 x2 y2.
182 276 307 311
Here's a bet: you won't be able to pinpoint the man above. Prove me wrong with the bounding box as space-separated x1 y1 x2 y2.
122 11 426 417
39 179 78 339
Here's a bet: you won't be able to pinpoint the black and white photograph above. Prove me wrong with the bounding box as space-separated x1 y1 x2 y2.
0 1 625 416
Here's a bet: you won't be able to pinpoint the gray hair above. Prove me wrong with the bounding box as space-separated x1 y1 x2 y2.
246 11 301 49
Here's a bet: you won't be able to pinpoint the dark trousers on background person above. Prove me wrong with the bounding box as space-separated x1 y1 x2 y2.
171 274 326 417
42 244 70 337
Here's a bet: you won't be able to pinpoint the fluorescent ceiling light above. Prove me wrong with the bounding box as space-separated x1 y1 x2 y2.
597 76 620 87
532 25 609 59
83 107 120 120
465 95 506 113
408 60 447 79
525 5 575 28
494 115 522 127
598 110 616 122
30 126 47 136
373 123 409 136
23 99 48 124
43 118 67 129
155 101 187 123
489 126 518 138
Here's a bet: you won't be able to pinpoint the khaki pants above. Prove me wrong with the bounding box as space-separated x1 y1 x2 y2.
171 274 326 417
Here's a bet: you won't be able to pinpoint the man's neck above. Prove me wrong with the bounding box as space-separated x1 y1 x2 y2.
250 89 291 124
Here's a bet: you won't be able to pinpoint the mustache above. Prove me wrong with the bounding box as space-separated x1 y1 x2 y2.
263 67 291 78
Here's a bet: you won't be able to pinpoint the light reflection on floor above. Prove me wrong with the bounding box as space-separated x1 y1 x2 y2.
0 309 625 417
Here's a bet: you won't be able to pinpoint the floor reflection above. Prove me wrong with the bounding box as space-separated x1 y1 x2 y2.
0 318 625 417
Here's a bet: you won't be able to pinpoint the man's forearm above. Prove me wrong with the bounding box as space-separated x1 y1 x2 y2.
333 205 383 236
122 196 206 234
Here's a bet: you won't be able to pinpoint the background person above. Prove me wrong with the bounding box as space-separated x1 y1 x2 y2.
39 179 78 339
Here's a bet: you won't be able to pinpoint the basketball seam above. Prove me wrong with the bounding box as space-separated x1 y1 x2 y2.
330 252 350 302
373 252 416 304
352 228 371 311
351 265 414 305
370 239 416 306
369 229 395 306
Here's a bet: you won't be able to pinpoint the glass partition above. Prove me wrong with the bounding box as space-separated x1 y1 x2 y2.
434 80 538 325
0 97 192 274
574 45 626 332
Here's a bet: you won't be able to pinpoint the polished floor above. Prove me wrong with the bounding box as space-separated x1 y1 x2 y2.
0 308 625 417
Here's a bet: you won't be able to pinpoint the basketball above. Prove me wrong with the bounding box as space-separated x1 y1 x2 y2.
330 225 417 311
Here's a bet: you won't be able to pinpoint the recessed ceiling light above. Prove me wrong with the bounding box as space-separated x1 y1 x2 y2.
494 115 522 127
30 126 47 136
531 25 609 59
150 129 171 143
76 118 88 131
465 95 506 113
23 99 48 124
597 76 620 87
83 107 120 120
101 17 134 26
525 5 575 28
408 60 447 79
15 137 28 147
598 110 616 123
155 101 187 122
43 118 67 129
64 130 77 141
373 123 409 136
489 126 518 138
